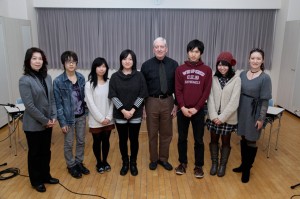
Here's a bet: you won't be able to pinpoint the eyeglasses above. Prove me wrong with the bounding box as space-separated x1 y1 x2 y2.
66 60 77 65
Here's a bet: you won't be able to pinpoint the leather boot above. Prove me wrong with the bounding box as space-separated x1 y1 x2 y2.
241 145 257 183
233 140 247 173
120 156 129 176
217 146 231 177
209 143 219 175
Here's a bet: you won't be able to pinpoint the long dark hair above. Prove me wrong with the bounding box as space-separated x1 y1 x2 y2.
214 60 235 79
88 57 109 90
249 48 265 71
23 47 48 78
119 49 137 71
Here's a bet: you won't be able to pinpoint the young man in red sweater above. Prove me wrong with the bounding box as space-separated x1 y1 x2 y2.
175 39 212 178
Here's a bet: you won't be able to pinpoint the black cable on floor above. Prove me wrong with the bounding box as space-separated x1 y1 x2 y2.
291 195 300 199
0 167 20 180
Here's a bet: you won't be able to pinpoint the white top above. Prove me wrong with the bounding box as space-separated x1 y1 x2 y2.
85 81 114 128
207 73 241 124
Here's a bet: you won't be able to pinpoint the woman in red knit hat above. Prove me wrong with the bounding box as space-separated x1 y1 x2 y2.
206 51 241 177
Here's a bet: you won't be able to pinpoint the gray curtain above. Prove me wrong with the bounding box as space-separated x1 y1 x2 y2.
36 8 276 70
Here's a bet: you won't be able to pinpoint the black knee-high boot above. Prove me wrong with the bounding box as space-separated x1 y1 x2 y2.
241 145 257 183
232 140 247 173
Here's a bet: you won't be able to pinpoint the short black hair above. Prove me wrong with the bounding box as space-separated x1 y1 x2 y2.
60 51 78 69
187 39 204 54
119 49 137 71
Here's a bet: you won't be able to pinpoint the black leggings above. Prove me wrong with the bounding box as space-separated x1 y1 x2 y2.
115 123 141 162
92 131 111 165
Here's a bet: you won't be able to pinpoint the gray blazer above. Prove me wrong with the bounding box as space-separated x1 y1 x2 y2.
19 74 57 131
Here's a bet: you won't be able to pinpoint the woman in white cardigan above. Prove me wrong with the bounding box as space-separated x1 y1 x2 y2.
85 57 114 173
206 52 241 177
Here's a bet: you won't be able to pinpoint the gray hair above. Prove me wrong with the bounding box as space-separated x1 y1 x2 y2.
153 37 168 47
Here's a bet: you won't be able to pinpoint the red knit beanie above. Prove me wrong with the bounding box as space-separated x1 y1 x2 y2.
217 52 236 66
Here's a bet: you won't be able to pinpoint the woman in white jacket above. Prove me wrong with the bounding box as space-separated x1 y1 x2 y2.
206 52 241 177
85 57 114 173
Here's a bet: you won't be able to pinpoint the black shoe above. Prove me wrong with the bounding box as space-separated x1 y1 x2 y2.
120 163 129 176
44 177 59 184
77 163 90 175
68 165 82 179
149 161 158 170
33 184 46 192
103 162 111 172
157 160 173 171
96 163 105 174
130 163 138 176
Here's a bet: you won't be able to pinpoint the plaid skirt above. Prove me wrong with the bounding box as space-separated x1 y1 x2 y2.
206 119 236 135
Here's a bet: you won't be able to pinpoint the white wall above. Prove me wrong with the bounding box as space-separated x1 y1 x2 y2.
32 0 280 9
0 0 28 20
287 0 300 21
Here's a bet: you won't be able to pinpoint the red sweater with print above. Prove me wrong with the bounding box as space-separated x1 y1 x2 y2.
175 60 212 111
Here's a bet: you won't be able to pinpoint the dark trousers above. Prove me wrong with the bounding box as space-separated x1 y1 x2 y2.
116 123 141 162
177 109 205 167
25 128 52 186
92 131 111 165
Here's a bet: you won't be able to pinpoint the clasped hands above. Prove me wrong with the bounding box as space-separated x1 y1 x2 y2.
181 107 198 117
46 119 56 128
121 108 135 120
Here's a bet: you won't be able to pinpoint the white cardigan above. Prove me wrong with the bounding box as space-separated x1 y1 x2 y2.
207 72 241 125
85 81 114 128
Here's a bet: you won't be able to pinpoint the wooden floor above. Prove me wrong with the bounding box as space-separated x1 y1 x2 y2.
0 111 300 199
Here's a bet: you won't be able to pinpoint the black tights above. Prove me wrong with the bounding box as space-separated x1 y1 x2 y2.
116 123 141 162
210 131 231 147
92 131 111 165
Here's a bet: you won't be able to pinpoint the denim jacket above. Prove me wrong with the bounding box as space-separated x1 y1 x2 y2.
53 71 86 127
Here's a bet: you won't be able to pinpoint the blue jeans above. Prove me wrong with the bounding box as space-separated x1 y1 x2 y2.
177 109 205 167
64 115 86 168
